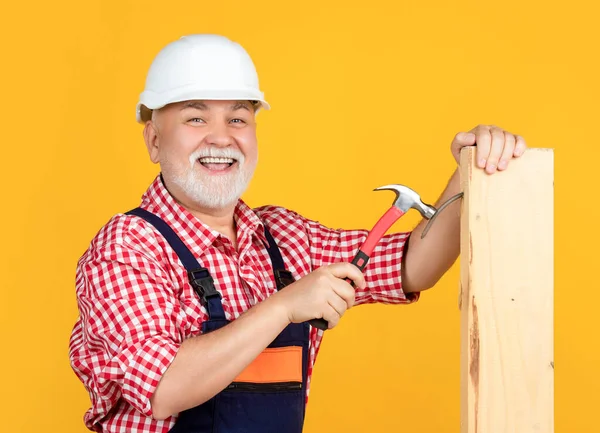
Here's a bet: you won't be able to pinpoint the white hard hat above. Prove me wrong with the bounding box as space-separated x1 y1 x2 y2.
136 34 270 123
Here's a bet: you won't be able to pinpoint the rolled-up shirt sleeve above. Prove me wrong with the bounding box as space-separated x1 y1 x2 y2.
70 240 182 425
303 217 420 305
259 206 420 306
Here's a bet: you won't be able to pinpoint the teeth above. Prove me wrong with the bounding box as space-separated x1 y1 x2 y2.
199 157 235 164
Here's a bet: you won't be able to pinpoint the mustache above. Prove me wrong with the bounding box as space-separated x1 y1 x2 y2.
188 147 245 167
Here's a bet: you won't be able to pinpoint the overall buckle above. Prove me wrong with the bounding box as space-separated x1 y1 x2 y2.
188 268 221 304
274 269 295 290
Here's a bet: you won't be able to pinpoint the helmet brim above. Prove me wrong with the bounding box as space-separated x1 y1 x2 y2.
136 85 270 123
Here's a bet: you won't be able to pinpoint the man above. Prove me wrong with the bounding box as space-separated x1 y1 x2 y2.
69 34 527 433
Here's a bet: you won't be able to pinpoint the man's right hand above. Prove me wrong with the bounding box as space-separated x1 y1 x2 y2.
275 263 366 329
150 263 365 419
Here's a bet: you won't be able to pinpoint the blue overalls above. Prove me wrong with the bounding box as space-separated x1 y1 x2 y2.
126 207 310 433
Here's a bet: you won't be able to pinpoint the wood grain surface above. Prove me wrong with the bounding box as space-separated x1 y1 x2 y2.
459 146 554 433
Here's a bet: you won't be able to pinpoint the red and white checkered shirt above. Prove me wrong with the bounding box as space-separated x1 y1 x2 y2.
69 175 419 432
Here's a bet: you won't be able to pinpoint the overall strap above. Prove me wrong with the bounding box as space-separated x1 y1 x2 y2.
263 227 295 290
125 207 226 321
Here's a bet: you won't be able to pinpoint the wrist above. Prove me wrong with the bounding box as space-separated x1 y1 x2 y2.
264 289 293 327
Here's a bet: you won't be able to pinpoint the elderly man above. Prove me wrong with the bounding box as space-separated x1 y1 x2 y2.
69 34 527 433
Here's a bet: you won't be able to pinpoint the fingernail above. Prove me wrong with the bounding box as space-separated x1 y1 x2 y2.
478 158 486 167
498 160 508 170
487 163 496 173
514 147 523 156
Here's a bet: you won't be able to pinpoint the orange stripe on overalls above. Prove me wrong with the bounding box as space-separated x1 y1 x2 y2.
234 347 303 384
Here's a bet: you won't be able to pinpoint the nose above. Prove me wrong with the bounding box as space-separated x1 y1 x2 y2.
205 122 234 147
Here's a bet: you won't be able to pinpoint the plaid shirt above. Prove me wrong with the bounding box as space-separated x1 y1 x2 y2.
69 175 419 432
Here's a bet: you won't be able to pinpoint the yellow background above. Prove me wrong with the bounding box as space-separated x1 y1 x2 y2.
1 0 597 431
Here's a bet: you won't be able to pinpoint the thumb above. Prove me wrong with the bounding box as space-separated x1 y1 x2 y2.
452 131 476 148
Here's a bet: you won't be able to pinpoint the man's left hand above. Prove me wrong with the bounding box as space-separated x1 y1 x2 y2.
450 124 527 174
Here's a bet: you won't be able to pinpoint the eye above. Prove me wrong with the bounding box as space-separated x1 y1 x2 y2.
230 118 246 124
188 117 205 123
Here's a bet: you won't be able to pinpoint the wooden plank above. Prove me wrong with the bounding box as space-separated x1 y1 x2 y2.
459 146 554 433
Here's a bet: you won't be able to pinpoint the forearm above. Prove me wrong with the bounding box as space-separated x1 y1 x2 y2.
402 168 462 292
150 293 290 419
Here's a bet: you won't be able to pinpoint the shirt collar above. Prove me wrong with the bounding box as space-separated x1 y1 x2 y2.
139 175 269 257
234 198 269 248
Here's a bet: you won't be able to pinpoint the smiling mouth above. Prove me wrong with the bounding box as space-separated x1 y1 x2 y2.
198 157 237 171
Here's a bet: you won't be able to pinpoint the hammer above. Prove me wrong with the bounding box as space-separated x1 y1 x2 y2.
308 184 462 330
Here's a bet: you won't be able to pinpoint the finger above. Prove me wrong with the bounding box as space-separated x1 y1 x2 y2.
322 305 341 329
327 291 349 317
332 278 357 309
514 135 527 157
328 263 366 290
497 132 516 170
485 126 505 173
472 125 491 168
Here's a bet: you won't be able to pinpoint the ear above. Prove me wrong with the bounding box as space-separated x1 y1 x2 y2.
143 120 160 164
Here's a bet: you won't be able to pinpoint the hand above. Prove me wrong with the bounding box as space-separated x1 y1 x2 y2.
274 263 366 329
450 124 528 174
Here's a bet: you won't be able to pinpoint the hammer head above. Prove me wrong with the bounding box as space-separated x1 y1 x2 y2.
374 184 436 219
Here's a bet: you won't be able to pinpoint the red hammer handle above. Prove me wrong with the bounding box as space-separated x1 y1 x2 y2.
308 206 406 331
352 205 405 268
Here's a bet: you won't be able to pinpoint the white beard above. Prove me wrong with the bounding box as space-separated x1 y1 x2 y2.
162 147 256 210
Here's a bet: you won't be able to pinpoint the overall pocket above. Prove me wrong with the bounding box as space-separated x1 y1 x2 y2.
214 346 306 433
